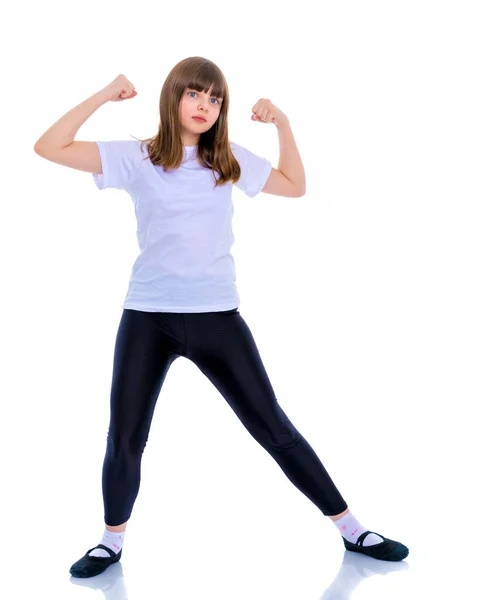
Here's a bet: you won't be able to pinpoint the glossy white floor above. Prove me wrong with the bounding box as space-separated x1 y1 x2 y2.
7 367 476 600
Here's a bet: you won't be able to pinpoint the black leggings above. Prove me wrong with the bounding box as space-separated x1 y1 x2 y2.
102 308 348 526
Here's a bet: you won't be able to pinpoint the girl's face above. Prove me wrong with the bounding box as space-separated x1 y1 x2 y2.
179 84 223 146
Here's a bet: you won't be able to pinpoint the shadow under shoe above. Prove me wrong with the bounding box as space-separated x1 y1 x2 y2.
69 544 122 578
342 530 409 562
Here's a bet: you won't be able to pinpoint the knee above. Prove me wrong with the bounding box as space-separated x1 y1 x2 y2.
270 409 302 451
106 430 148 457
272 431 302 451
250 420 302 452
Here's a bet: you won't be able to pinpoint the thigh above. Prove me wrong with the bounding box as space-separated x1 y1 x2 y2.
186 311 292 439
108 309 181 450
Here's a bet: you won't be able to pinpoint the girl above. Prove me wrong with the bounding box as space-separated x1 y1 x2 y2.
34 57 408 578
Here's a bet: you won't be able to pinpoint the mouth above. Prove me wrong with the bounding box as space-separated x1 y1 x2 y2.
192 116 207 123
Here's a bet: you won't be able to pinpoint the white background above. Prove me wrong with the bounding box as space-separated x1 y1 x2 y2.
2 0 478 598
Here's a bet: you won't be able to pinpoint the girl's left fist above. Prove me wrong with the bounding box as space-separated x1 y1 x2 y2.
251 98 288 126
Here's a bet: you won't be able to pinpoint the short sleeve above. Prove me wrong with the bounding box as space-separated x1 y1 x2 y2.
92 140 145 191
230 141 273 198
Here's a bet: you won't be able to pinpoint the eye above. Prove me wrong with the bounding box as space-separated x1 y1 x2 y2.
188 91 220 105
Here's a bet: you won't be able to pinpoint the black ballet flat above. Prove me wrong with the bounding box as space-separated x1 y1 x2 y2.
69 544 122 578
342 531 409 561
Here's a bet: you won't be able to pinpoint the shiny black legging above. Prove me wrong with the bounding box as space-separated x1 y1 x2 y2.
101 307 348 526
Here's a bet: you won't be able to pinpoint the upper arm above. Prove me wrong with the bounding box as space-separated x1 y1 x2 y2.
261 167 304 198
34 139 144 191
230 141 304 198
231 141 273 197
34 141 102 175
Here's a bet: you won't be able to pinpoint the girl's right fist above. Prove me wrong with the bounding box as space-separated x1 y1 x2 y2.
103 74 137 102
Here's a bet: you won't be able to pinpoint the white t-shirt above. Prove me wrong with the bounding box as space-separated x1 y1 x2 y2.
92 139 272 312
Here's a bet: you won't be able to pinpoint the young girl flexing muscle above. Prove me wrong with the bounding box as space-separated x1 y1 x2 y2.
34 56 409 578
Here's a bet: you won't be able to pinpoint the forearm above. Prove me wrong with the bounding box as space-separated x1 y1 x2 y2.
34 89 110 151
276 119 306 195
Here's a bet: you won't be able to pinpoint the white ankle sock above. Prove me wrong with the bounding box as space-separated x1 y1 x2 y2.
88 528 125 557
333 511 383 546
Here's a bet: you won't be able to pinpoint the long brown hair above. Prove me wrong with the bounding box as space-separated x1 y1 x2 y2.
131 56 241 187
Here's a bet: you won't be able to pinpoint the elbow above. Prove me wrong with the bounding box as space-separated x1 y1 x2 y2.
34 142 56 157
295 178 307 197
34 142 46 155
34 136 45 152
